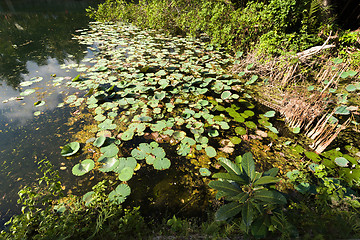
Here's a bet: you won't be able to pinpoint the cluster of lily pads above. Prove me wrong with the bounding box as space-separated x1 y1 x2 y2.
55 22 293 204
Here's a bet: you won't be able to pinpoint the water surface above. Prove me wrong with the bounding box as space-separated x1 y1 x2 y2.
0 0 98 227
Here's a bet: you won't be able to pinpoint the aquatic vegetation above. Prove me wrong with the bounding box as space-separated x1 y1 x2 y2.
72 159 95 176
9 18 360 239
60 141 80 157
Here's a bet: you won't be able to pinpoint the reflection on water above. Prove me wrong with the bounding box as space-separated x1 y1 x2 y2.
0 0 98 228
0 0 92 88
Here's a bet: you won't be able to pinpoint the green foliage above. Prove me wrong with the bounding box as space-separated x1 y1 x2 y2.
209 152 290 238
0 161 146 239
287 163 360 211
87 0 332 56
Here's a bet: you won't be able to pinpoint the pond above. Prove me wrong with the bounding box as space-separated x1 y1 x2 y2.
4 1 359 233
0 2 297 227
0 0 99 227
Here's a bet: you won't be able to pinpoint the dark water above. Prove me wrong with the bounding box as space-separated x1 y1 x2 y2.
0 0 99 227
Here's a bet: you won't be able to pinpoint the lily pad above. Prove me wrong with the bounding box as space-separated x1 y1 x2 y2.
61 142 80 157
93 135 106 147
72 159 94 176
199 168 211 176
346 84 357 92
20 89 35 96
82 191 95 206
98 156 119 172
334 105 350 115
263 111 275 118
235 127 246 135
34 101 45 107
205 146 217 158
100 143 119 157
335 157 349 167
221 91 232 100
108 184 131 204
153 157 171 170
121 129 135 141
118 167 134 181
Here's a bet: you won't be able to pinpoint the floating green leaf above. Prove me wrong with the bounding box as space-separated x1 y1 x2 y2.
100 143 119 157
208 129 219 137
82 191 95 206
98 156 119 172
199 167 211 176
221 91 232 100
121 130 135 141
245 75 258 85
93 136 106 147
20 89 35 96
346 84 357 92
153 158 171 170
205 146 217 158
230 136 242 144
61 142 80 157
263 111 275 118
108 184 131 204
334 105 350 115
334 157 349 167
72 159 94 176
34 101 45 107
118 167 134 181
235 127 246 135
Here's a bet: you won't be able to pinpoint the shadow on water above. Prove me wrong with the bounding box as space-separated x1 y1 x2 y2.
0 0 99 228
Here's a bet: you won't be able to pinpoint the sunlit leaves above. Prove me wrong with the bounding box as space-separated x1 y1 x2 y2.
61 142 80 157
72 159 94 176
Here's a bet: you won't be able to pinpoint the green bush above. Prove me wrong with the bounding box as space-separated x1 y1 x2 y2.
86 0 332 55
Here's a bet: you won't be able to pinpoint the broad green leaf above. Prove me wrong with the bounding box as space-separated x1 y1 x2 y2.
251 216 268 239
218 158 242 175
215 202 242 221
254 176 281 186
108 184 131 204
131 148 147 160
227 192 249 202
304 151 321 162
208 180 242 196
253 189 287 204
212 172 247 184
221 91 232 100
230 136 241 144
263 168 279 177
242 152 255 181
235 127 246 135
346 84 357 92
120 130 134 141
82 191 95 206
100 143 119 157
242 201 253 228
294 182 310 194
20 89 35 96
152 147 166 158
